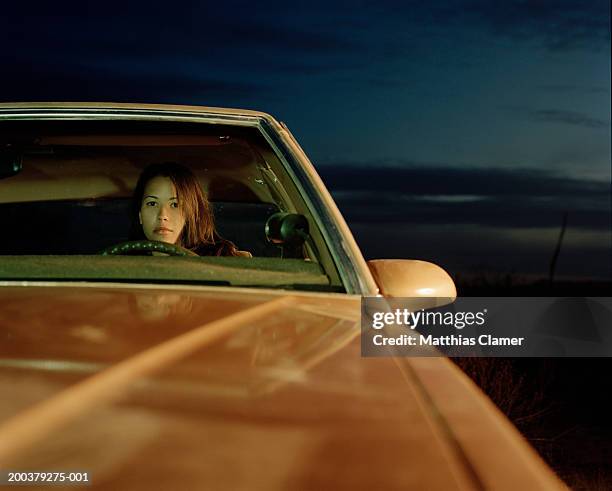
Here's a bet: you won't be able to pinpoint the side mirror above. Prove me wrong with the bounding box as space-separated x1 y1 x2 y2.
367 259 456 307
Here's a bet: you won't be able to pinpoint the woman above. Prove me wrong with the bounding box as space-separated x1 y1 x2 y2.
130 162 246 256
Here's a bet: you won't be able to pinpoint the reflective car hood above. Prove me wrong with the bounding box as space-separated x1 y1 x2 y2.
0 285 359 376
0 284 564 490
0 285 360 417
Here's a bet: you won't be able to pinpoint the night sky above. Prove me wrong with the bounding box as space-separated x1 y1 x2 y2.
2 1 610 279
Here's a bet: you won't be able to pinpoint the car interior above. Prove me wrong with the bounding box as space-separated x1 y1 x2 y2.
0 119 344 291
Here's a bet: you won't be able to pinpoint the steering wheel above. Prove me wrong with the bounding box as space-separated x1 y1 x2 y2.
100 240 199 257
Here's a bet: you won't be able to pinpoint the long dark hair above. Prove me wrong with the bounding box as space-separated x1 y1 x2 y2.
130 162 240 256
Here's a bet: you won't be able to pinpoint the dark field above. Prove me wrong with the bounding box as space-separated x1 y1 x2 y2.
453 277 612 490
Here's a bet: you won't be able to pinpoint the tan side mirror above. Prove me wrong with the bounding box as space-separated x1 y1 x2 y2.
367 259 457 305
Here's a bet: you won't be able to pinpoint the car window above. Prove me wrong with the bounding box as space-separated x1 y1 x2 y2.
0 119 345 293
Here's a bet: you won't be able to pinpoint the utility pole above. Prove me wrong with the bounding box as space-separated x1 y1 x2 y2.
549 211 568 287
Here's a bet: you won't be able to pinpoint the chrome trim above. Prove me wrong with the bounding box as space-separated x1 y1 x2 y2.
0 106 263 126
0 280 362 300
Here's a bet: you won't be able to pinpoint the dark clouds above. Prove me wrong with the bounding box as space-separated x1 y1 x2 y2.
537 85 610 95
0 0 608 114
318 163 610 231
529 110 610 129
320 162 611 277
0 58 267 104
1 2 362 62
365 1 609 54
0 3 372 106
319 162 609 199
0 2 365 104
335 193 608 230
444 0 610 52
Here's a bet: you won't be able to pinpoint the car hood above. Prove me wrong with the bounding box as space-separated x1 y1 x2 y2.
0 285 361 415
0 284 564 490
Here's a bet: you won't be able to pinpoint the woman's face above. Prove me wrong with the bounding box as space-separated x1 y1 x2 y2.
139 176 186 245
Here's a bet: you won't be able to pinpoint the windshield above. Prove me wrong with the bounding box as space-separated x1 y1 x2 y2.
0 118 344 293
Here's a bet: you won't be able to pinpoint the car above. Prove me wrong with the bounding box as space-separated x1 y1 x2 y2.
0 102 564 490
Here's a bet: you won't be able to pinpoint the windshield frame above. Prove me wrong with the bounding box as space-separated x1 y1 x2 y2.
0 103 378 295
